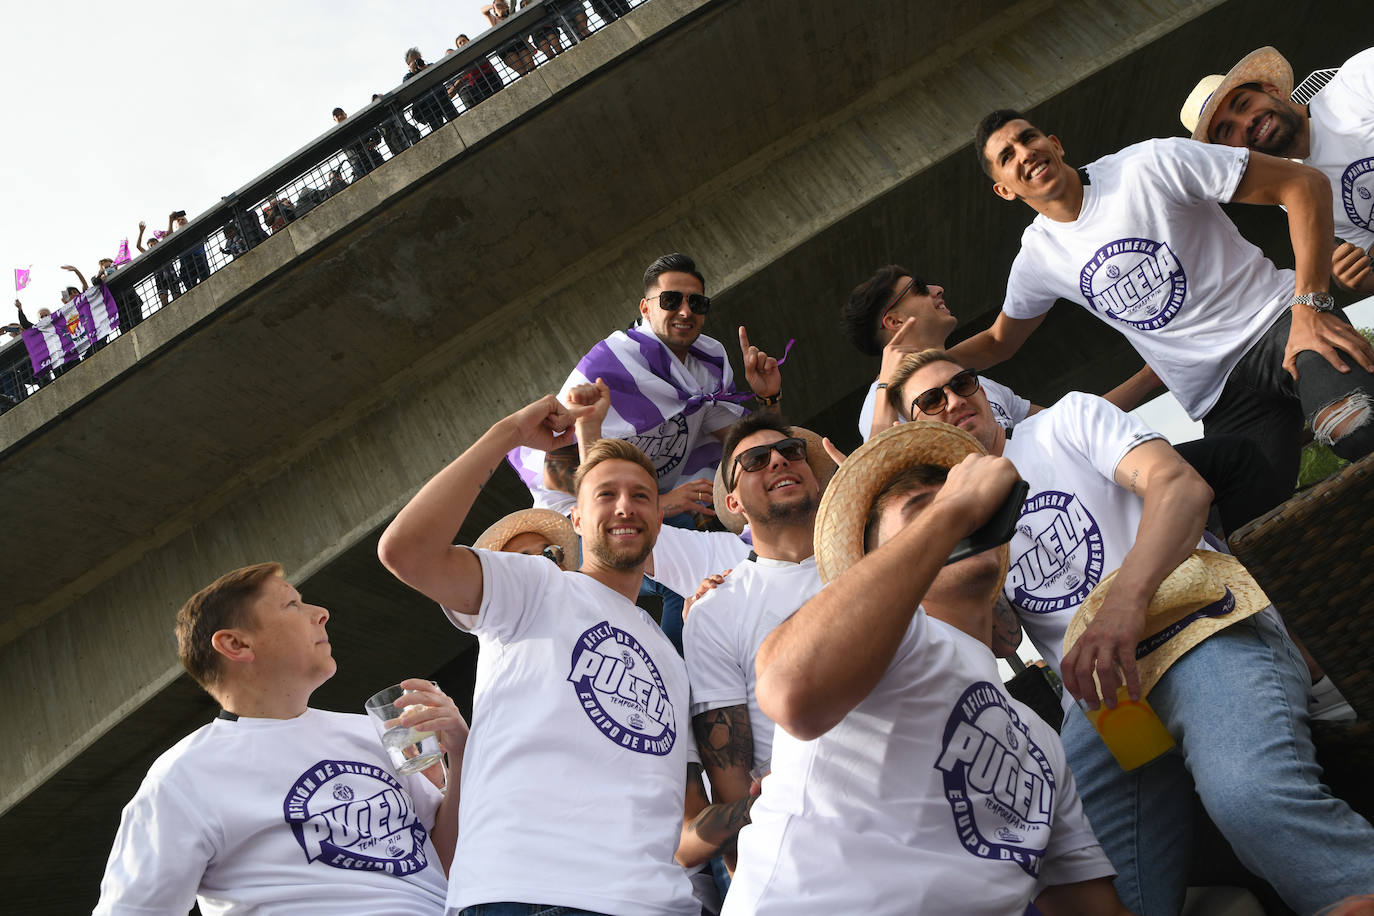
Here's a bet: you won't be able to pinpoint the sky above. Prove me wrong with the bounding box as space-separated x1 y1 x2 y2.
0 1 494 312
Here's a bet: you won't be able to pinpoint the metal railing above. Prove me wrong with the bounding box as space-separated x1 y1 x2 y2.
0 0 642 412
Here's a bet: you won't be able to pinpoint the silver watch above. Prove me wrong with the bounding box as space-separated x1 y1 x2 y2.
1292 291 1336 312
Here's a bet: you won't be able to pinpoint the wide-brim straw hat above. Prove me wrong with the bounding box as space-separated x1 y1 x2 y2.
1064 550 1270 699
813 421 1007 586
713 426 838 535
473 508 579 570
1180 46 1294 141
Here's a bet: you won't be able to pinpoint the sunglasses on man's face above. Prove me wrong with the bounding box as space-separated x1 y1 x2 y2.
541 544 566 566
877 275 928 324
648 290 711 315
910 368 981 417
730 437 807 489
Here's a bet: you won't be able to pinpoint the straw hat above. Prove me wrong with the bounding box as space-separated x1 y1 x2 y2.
473 508 579 570
1063 550 1270 698
1180 46 1294 141
812 421 1007 585
713 426 838 535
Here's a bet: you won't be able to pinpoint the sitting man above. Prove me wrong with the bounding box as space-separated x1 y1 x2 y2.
682 414 836 872
95 563 465 914
1183 45 1374 296
885 349 1374 914
379 393 700 915
728 423 1123 915
510 252 784 522
951 108 1374 522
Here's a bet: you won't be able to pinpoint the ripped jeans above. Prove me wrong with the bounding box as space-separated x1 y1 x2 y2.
1203 306 1374 518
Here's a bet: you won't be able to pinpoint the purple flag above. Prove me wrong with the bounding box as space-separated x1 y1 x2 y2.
20 284 120 377
14 267 30 292
114 239 131 265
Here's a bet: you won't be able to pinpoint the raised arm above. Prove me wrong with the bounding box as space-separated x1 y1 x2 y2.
377 395 584 613
60 265 88 291
1060 439 1212 708
755 454 1020 740
15 300 31 330
136 221 147 253
946 310 1047 371
739 325 783 412
1231 151 1374 378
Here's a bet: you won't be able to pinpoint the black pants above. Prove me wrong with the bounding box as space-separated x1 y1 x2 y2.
1201 306 1374 522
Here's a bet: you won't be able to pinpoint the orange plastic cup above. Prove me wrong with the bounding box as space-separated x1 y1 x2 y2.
1083 686 1176 771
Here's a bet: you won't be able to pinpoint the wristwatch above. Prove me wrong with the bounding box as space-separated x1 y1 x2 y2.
1291 291 1337 312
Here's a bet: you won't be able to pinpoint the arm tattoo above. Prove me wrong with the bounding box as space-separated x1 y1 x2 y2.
1127 468 1140 496
692 705 754 771
687 796 754 853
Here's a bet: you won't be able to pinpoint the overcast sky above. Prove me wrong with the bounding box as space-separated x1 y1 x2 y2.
0 1 492 312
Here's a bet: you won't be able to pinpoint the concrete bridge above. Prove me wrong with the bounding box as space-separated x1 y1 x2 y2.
1 0 1361 906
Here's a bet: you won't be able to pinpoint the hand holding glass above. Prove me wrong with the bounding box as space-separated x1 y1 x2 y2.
365 684 445 776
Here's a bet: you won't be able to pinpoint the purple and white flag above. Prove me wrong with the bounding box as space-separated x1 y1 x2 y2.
113 239 132 265
14 267 31 292
20 283 121 376
509 322 753 509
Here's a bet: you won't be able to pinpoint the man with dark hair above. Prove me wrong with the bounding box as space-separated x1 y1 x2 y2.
950 107 1374 520
96 564 464 914
886 350 1374 915
379 395 699 916
681 413 835 873
727 423 1122 915
510 252 785 520
1183 46 1374 296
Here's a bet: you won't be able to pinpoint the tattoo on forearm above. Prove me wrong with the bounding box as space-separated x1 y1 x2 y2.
692 706 754 770
688 796 754 851
1127 468 1140 495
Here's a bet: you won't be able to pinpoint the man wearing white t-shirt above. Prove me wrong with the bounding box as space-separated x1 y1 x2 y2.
96 563 466 915
1183 45 1374 296
680 414 834 873
886 350 1374 915
951 109 1374 520
379 395 699 916
728 422 1124 915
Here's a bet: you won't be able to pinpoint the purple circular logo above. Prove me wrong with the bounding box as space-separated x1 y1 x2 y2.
1341 157 1374 231
935 683 1056 878
284 759 431 877
1079 237 1187 330
567 621 677 756
628 413 691 481
1006 489 1105 614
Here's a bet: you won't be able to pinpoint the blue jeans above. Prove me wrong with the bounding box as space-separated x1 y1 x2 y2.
459 905 610 916
1061 612 1374 915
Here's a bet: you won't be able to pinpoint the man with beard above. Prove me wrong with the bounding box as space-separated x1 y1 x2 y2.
680 415 836 873
1183 46 1374 296
379 395 697 916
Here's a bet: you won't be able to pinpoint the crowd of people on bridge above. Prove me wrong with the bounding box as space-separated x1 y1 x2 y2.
92 43 1374 916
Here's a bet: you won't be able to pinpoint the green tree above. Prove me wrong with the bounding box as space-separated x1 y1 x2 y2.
1295 326 1374 489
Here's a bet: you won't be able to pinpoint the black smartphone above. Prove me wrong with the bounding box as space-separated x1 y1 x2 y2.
945 479 1029 565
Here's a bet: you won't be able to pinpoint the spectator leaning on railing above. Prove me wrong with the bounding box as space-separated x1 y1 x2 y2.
371 92 423 155
403 48 460 132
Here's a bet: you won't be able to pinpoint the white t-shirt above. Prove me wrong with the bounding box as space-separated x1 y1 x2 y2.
95 709 448 916
444 550 697 916
1002 138 1294 419
682 554 822 766
724 610 1112 915
1307 48 1374 250
857 374 1030 441
648 523 752 597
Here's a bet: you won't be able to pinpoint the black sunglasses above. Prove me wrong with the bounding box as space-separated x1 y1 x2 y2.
648 290 711 315
729 437 807 489
541 544 566 566
910 368 980 417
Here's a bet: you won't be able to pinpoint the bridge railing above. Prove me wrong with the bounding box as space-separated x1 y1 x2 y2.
0 0 640 411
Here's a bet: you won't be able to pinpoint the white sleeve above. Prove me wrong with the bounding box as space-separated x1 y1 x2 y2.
443 549 554 642
683 591 750 716
1333 48 1374 109
1001 246 1059 320
980 376 1031 429
858 380 903 442
1034 758 1117 893
650 526 750 598
1146 137 1249 206
94 771 213 915
1056 392 1163 484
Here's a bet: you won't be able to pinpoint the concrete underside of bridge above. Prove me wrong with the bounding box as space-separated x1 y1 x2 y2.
2 0 1365 907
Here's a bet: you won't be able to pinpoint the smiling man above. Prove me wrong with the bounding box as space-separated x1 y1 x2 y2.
1183 46 1374 295
379 395 699 916
95 564 465 915
948 108 1374 522
884 349 1374 915
680 415 836 872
